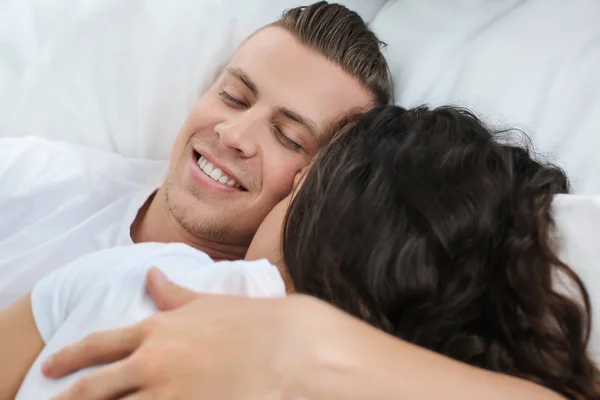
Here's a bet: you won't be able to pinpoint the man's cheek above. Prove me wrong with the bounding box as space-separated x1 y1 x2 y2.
271 168 301 201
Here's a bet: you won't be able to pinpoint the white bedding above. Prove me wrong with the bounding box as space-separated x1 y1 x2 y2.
376 0 600 195
1 0 599 359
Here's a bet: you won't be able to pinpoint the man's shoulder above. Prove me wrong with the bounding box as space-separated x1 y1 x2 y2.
72 242 212 269
64 243 284 298
48 243 214 305
65 243 213 277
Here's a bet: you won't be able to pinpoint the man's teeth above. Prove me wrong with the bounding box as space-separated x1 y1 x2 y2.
197 156 242 189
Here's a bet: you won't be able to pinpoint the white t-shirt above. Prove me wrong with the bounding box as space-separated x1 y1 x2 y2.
16 242 286 399
0 136 167 307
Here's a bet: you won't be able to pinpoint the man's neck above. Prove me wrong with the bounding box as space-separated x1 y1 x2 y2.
130 188 248 261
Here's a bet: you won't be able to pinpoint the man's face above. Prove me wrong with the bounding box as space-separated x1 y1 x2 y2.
164 26 373 245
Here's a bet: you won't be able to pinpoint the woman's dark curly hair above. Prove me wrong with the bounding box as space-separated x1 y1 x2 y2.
283 105 600 398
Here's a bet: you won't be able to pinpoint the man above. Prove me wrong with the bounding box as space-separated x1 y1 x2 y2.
0 1 393 307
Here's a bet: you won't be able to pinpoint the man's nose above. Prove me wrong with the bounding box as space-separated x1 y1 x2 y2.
214 111 265 157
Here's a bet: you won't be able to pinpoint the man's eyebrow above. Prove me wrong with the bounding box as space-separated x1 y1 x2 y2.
227 67 319 139
226 67 259 97
278 107 319 138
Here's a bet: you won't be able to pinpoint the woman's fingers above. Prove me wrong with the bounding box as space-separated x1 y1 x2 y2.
42 322 145 378
146 267 203 311
50 358 142 400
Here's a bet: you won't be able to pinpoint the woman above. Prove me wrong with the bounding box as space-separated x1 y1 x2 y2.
3 105 599 399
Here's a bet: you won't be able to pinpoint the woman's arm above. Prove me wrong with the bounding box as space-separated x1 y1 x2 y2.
42 269 564 400
0 295 44 400
296 300 564 400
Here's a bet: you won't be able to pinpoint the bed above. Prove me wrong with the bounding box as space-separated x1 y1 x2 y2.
1 0 599 360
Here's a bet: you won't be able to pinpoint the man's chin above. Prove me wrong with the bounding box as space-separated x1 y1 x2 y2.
166 193 247 242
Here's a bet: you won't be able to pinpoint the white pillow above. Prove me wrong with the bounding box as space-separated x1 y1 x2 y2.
372 0 600 195
553 194 600 361
1 0 386 159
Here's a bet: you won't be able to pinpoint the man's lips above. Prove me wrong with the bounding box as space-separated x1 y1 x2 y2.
191 151 247 191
